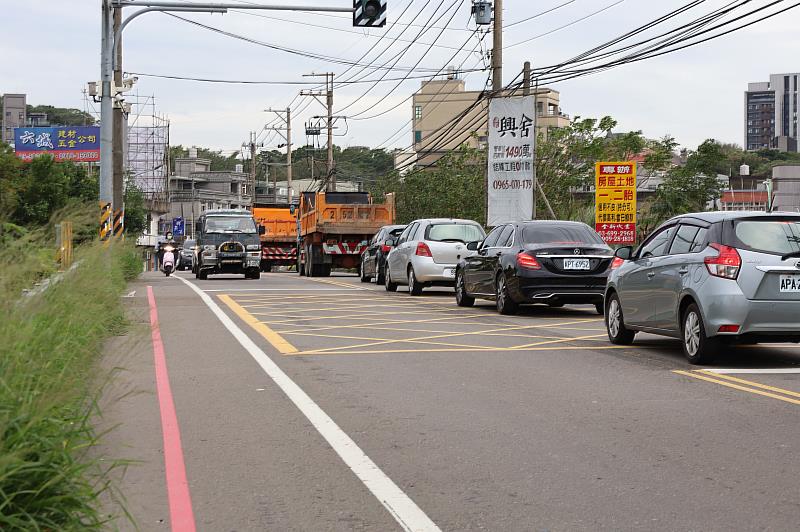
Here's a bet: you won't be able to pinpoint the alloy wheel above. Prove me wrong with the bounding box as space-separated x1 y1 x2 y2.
684 311 701 357
608 299 621 337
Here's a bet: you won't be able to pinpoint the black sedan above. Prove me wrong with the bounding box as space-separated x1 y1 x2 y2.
455 221 614 315
360 224 406 284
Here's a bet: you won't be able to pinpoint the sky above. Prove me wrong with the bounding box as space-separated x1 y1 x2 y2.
1 0 798 155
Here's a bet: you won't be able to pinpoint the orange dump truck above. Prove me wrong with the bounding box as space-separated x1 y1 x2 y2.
253 204 298 272
298 191 395 277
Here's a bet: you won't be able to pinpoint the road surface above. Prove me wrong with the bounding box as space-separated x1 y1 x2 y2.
100 270 800 531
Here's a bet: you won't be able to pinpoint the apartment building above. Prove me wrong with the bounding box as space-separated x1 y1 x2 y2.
406 78 570 168
744 73 800 152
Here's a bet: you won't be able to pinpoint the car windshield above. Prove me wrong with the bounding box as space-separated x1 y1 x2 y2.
184 239 196 248
522 224 605 245
425 223 485 243
733 219 800 255
204 216 257 234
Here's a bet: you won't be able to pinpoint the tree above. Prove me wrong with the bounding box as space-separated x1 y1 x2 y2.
123 179 148 237
26 105 95 126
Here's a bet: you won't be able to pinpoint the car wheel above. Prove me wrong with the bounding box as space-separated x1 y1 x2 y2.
495 274 518 315
198 269 208 280
455 269 475 307
605 293 635 345
384 266 398 292
595 302 604 315
682 303 718 365
376 264 386 286
408 267 423 296
360 259 371 283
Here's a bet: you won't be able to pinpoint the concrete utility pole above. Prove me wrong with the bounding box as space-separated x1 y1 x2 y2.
300 72 337 192
263 107 293 203
113 7 124 212
249 131 258 211
523 60 535 219
326 73 335 192
492 0 503 92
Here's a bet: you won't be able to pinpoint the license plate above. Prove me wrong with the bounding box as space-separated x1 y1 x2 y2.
444 268 456 278
222 259 241 265
563 258 590 270
779 274 800 292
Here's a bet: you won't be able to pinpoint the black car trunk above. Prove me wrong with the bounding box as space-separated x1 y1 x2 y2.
523 245 613 275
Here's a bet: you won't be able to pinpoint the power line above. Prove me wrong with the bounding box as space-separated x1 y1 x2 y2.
505 0 578 27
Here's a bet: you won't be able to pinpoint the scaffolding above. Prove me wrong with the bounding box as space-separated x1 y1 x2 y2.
125 94 169 202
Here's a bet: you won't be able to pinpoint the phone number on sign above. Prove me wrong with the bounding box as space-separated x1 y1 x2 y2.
492 179 532 190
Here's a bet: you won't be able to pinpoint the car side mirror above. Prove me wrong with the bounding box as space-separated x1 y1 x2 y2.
466 241 480 251
385 238 395 247
614 246 633 260
258 225 266 235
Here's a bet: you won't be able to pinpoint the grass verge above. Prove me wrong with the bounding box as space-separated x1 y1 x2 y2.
0 227 140 530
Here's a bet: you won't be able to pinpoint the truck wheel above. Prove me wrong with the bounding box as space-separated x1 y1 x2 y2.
319 264 331 277
247 269 261 280
198 269 208 280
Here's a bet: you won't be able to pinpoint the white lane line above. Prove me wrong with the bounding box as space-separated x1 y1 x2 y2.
176 275 440 532
703 367 800 374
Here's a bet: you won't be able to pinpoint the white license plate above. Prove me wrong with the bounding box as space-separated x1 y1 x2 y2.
779 274 800 292
563 258 590 270
444 268 456 278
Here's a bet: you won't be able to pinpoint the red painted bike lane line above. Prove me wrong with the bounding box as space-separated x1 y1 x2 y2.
147 285 197 532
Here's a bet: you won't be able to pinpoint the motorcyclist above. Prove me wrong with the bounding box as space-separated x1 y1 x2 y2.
157 231 177 269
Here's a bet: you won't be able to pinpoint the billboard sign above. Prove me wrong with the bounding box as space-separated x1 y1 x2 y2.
172 217 185 237
487 95 535 226
595 161 636 244
13 126 100 162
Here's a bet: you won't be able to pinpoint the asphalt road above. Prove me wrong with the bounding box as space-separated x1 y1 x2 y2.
102 269 800 531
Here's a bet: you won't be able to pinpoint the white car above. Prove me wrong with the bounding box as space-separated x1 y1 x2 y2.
384 218 485 295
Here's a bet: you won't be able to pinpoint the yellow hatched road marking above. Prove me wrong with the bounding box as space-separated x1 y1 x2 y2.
698 371 800 399
673 370 800 406
509 333 609 349
218 294 298 354
287 345 632 356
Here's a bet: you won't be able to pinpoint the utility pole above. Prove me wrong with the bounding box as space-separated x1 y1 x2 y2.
492 0 503 92
249 131 258 211
264 107 293 203
112 7 124 214
301 72 338 192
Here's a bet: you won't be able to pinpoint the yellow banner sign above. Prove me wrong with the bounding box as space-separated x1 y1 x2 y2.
595 161 636 244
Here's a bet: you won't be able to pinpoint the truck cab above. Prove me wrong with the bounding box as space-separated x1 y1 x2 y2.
195 209 264 280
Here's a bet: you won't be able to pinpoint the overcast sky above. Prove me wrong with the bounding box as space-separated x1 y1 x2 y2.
1 0 797 154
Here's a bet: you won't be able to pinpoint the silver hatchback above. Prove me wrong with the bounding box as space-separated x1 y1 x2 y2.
385 218 485 295
605 212 800 364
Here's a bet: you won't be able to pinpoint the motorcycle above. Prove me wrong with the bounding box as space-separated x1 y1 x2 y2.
161 244 177 277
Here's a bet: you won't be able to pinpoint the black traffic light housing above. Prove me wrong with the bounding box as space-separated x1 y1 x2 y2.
353 0 386 27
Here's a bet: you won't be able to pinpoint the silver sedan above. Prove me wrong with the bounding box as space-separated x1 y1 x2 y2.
384 218 485 296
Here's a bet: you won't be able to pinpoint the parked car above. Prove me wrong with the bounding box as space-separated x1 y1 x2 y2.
385 219 486 295
455 221 613 315
361 224 406 284
179 239 196 271
605 211 800 364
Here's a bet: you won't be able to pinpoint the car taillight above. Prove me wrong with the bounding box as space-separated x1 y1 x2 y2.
516 252 541 270
704 243 741 279
416 242 432 257
381 244 391 253
610 257 625 270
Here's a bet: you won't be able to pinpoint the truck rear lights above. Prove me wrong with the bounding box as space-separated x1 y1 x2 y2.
516 252 541 270
718 325 740 333
704 243 741 279
415 242 433 257
610 257 625 269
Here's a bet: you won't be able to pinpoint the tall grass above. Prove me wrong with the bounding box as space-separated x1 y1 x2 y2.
0 216 140 530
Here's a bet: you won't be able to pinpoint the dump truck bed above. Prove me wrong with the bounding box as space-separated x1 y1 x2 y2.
299 192 394 237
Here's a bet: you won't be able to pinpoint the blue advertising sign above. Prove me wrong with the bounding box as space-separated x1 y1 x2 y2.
172 217 185 237
13 126 100 162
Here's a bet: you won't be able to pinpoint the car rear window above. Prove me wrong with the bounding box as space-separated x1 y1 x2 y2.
425 223 485 243
732 219 800 255
522 224 605 245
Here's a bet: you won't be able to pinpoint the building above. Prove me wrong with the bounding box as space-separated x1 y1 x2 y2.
744 73 800 152
1 93 26 146
407 77 570 168
771 164 800 212
166 148 252 238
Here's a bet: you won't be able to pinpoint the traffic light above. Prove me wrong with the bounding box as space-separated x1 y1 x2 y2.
353 0 386 27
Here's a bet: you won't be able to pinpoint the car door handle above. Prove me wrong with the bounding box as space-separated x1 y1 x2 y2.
647 271 656 279
495 251 502 257
678 268 689 275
